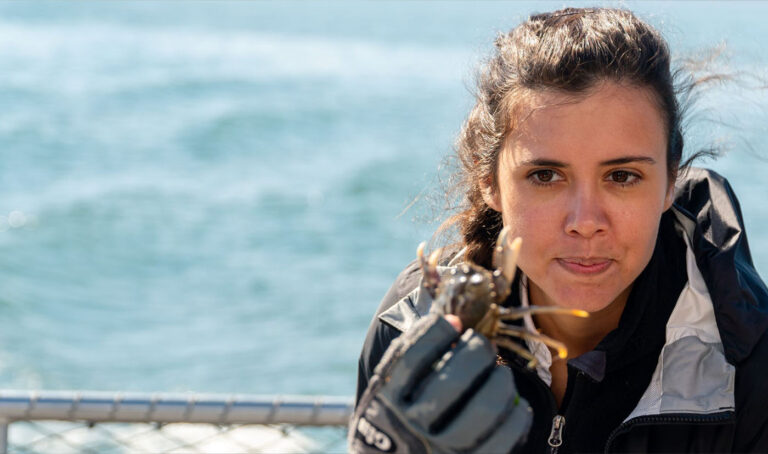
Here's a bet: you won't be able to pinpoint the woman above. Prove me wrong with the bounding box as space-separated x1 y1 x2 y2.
351 7 768 453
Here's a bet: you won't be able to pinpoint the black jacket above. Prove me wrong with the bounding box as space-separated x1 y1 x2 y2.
355 169 768 453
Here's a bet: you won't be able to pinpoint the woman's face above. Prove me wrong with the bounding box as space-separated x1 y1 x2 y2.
484 82 674 313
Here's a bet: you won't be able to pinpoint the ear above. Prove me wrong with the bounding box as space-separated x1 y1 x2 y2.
663 179 675 211
481 178 502 212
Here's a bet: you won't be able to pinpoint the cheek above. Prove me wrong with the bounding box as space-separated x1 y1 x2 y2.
499 199 557 267
499 198 554 238
611 201 665 277
622 210 661 258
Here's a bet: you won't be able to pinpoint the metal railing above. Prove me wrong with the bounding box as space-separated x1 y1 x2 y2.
0 390 354 453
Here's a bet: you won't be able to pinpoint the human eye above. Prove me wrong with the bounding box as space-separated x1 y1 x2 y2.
527 169 564 186
606 169 641 187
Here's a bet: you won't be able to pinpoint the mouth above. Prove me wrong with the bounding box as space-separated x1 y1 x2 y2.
556 257 613 275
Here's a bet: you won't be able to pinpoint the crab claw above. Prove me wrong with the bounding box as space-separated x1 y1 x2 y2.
492 227 522 286
417 242 442 298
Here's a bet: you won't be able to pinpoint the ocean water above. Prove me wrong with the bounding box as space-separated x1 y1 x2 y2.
0 1 766 398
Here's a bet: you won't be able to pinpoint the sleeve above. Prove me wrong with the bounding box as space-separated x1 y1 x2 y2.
354 260 422 406
355 318 402 404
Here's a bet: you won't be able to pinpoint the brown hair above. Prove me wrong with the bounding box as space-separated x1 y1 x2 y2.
445 7 698 268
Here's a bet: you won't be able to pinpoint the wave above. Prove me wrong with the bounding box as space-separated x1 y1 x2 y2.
0 21 474 94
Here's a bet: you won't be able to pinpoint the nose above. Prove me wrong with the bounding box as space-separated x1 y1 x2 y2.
564 183 608 238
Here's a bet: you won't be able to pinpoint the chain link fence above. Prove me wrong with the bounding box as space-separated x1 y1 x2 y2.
0 390 353 454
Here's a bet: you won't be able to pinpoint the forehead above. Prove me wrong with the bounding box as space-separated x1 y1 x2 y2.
505 83 667 164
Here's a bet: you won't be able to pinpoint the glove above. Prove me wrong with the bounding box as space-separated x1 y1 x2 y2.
349 313 532 453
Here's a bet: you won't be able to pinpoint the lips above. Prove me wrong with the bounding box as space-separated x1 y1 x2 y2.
556 257 613 275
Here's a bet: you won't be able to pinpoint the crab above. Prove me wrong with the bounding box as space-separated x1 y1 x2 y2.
417 226 588 367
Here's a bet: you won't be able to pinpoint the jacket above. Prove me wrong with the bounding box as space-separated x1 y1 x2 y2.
355 168 768 452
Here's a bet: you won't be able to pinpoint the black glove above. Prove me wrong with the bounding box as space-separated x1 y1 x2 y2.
349 313 532 453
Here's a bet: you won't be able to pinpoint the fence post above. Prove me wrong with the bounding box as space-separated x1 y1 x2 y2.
0 419 8 454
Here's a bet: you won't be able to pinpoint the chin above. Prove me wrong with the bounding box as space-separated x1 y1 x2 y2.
538 282 628 314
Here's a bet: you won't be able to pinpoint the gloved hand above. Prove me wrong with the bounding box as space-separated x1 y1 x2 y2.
349 313 532 453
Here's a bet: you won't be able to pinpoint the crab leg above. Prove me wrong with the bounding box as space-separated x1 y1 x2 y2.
494 337 539 369
417 242 442 298
499 306 589 321
496 325 568 359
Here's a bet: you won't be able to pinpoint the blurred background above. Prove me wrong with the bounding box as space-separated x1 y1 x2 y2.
0 1 765 399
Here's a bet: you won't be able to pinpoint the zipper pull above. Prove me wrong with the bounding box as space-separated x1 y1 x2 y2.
548 415 565 450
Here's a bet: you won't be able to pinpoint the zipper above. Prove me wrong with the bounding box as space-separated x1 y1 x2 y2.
603 411 735 453
508 353 579 453
548 414 565 453
508 358 562 452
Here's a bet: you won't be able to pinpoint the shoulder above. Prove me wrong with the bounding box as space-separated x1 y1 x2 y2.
375 259 424 321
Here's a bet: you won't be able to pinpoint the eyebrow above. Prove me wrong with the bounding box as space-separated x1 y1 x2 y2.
601 156 657 166
520 156 657 167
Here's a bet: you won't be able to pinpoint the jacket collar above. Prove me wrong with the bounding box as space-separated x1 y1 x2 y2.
625 209 735 420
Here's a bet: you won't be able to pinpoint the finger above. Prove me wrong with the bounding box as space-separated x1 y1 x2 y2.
432 366 516 450
444 314 463 332
403 329 496 428
384 314 461 397
473 394 533 453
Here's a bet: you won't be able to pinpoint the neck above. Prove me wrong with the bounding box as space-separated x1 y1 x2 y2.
528 282 632 358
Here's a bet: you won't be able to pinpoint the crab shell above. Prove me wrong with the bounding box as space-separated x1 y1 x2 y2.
433 263 509 335
418 227 521 334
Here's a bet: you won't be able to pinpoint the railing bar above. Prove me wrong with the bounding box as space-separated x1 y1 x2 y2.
0 391 353 426
0 391 353 453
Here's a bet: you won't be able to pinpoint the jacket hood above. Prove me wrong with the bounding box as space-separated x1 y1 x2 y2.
673 168 768 364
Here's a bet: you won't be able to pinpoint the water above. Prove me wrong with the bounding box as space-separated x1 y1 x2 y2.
0 1 766 397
